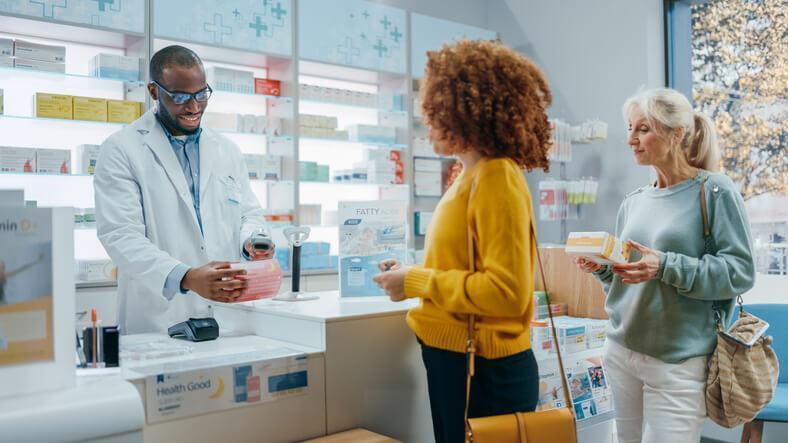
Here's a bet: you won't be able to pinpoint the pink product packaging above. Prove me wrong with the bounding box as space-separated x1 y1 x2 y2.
229 259 283 302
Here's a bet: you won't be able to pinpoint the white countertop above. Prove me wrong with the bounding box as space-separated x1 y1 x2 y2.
0 374 144 443
216 290 418 323
119 331 323 381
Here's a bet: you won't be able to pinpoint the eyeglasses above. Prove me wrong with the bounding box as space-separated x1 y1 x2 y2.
153 81 213 105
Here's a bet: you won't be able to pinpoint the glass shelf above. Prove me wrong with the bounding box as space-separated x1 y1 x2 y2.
299 98 406 114
0 114 127 127
413 155 455 161
0 171 93 177
0 65 146 86
212 89 292 102
301 181 408 188
299 136 407 150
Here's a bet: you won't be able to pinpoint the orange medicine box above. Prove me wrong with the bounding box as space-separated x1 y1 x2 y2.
254 78 281 96
35 93 73 119
565 231 631 265
107 99 141 123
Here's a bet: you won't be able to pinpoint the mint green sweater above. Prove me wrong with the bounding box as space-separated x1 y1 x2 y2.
594 170 755 363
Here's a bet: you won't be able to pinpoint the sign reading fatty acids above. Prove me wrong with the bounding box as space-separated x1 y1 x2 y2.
144 353 309 423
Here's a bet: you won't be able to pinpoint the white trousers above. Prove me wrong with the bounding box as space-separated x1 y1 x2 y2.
603 339 707 443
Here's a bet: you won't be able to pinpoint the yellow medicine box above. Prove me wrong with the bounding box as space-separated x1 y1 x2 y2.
565 231 631 265
107 99 141 123
35 93 73 120
73 96 108 122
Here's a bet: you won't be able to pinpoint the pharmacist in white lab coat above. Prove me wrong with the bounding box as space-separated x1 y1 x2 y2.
95 46 274 334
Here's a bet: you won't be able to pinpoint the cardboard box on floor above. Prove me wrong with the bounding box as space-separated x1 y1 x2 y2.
302 428 401 443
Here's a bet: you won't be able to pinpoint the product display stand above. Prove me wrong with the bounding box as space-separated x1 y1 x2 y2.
273 226 318 301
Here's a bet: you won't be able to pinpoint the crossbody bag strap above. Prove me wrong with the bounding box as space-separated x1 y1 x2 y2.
700 176 744 325
464 174 574 441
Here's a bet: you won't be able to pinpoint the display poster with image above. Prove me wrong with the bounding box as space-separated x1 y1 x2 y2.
0 209 54 366
536 353 614 420
338 200 407 297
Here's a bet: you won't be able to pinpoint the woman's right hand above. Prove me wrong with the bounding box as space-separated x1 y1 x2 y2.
378 259 402 272
574 257 602 274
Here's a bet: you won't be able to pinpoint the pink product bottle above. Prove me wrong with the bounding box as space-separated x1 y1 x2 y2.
229 259 283 302
246 375 261 403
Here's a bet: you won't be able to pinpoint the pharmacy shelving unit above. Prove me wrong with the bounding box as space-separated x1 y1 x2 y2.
0 11 149 284
296 58 410 255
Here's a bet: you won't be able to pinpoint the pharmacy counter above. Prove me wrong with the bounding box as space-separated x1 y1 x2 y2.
213 291 432 443
0 374 144 443
118 332 327 443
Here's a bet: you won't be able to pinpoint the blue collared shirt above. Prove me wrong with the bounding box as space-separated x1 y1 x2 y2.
158 116 203 300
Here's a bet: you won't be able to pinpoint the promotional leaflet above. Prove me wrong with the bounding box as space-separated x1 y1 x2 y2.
0 209 54 366
536 352 613 421
338 201 407 297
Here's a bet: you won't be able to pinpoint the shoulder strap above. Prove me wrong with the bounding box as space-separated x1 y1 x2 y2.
700 177 711 238
463 174 573 438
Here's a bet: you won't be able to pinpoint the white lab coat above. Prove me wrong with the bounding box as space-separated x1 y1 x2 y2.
94 110 265 334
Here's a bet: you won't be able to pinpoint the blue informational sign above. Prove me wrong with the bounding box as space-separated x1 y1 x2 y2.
411 13 497 78
0 0 145 33
154 0 292 56
299 0 406 74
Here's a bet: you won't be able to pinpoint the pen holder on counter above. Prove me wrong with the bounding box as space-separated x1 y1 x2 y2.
80 326 119 368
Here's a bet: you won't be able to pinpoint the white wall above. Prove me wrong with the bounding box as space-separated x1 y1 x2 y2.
488 0 665 243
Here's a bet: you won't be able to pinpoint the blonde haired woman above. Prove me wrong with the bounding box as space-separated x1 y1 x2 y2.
576 88 755 442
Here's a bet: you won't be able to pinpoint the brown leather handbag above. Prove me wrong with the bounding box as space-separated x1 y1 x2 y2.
463 178 577 442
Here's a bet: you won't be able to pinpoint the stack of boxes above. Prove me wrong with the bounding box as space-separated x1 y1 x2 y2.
274 241 338 272
35 92 141 123
0 38 12 69
299 83 404 111
299 161 330 182
90 53 141 82
202 112 281 135
244 154 282 181
414 158 443 197
77 144 101 175
346 124 397 145
299 114 346 140
0 147 71 174
13 40 65 73
207 66 254 95
531 315 609 360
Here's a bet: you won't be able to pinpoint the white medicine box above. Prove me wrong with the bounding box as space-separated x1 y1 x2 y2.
35 149 71 174
0 147 36 172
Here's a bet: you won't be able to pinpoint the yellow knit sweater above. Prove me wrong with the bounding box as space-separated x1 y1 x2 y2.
404 157 535 359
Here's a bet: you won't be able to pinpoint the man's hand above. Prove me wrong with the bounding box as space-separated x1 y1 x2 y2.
182 261 248 303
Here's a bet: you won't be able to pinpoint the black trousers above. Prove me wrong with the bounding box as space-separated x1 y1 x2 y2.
420 342 539 443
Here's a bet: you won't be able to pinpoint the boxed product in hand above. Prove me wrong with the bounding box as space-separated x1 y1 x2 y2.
0 147 36 172
14 40 65 63
228 259 283 302
254 78 281 96
36 148 71 174
36 93 73 119
13 57 65 73
77 144 101 174
107 99 141 123
72 96 108 122
90 53 141 82
565 231 630 265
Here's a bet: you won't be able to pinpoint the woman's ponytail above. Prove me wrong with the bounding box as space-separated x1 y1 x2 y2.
688 111 721 171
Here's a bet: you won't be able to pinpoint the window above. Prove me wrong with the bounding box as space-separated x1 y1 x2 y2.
668 0 787 274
